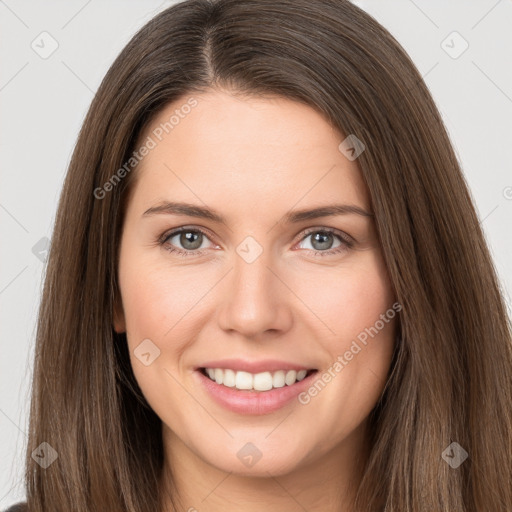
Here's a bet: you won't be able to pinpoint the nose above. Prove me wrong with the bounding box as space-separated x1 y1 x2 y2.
216 248 293 338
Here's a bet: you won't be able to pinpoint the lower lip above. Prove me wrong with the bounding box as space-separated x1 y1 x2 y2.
194 369 318 415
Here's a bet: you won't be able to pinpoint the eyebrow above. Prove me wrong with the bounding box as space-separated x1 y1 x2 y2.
142 201 373 224
142 201 374 224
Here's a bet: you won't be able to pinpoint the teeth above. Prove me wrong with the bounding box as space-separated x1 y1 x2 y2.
235 371 253 390
284 370 297 386
253 372 273 391
296 369 307 381
223 369 236 387
273 370 286 388
203 368 313 391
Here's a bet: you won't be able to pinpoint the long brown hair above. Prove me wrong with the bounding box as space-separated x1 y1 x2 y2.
24 0 512 510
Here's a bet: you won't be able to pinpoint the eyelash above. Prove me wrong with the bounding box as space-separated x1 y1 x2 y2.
158 226 354 258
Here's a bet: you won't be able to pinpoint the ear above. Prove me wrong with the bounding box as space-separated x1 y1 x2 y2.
113 293 126 333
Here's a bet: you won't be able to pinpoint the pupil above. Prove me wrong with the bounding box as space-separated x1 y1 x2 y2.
181 231 202 250
312 232 332 250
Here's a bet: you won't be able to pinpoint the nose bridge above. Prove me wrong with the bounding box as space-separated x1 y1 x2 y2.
216 237 292 336
233 248 273 300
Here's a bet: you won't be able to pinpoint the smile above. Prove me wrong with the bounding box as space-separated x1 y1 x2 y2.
200 367 315 391
194 360 319 415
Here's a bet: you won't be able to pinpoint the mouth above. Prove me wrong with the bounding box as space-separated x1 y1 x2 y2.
194 363 319 415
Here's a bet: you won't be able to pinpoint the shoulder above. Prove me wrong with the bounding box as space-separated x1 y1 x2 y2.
3 503 27 512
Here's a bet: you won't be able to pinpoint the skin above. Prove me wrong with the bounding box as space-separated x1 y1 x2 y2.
114 89 397 512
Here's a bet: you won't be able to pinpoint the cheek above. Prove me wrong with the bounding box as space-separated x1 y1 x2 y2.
121 269 172 343
117 248 227 400
293 250 396 343
116 255 186 395
119 250 207 342
117 253 206 411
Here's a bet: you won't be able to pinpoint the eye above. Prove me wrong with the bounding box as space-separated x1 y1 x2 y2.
159 227 214 256
295 228 353 256
159 226 353 258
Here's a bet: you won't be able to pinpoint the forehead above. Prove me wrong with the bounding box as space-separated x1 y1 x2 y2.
129 89 370 215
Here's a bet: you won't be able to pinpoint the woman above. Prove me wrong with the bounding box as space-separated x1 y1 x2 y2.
9 0 512 510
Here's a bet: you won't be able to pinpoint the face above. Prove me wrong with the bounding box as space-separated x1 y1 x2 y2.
114 89 397 479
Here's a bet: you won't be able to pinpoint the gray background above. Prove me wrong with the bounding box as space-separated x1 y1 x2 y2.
1 0 511 507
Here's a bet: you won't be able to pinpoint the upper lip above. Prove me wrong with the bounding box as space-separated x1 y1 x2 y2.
196 359 316 374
